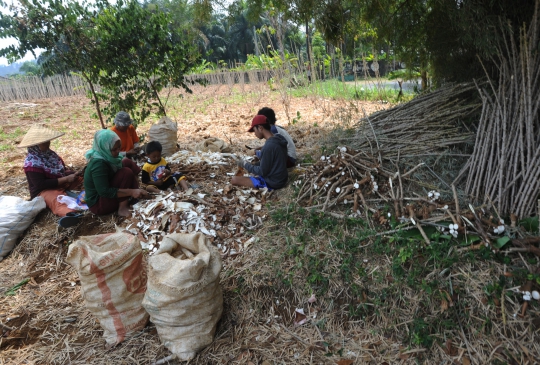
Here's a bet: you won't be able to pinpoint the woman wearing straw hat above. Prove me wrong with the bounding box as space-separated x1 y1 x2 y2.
84 129 148 217
19 124 84 218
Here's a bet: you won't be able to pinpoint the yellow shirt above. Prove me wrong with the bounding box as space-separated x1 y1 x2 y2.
141 157 170 183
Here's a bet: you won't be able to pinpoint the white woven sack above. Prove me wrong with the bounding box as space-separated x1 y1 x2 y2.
0 196 46 262
142 233 223 361
66 230 149 346
148 116 178 156
195 137 231 153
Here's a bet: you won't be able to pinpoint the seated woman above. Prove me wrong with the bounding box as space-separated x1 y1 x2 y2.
84 129 148 217
20 124 83 217
111 111 141 158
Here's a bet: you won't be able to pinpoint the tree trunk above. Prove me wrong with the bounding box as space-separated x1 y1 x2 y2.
268 12 286 61
305 20 313 83
253 26 260 56
82 73 105 129
421 70 428 91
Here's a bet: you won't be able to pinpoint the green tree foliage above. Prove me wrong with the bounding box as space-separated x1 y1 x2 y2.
0 0 107 125
18 61 41 76
360 0 538 85
425 0 537 83
0 0 198 127
92 0 199 124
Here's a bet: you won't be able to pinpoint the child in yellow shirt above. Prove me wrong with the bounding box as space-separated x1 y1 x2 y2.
142 141 189 192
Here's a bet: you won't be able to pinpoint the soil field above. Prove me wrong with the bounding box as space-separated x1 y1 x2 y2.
2 82 539 365
0 83 392 364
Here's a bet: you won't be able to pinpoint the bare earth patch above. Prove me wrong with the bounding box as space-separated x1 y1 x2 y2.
1 84 538 364
0 84 389 364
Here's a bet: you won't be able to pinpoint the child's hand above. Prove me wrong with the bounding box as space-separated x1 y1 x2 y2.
162 169 171 178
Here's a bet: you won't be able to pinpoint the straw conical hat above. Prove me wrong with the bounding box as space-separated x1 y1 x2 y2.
18 124 65 148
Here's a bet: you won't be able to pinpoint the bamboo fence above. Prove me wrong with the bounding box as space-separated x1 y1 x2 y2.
0 74 91 101
0 70 274 102
184 69 273 86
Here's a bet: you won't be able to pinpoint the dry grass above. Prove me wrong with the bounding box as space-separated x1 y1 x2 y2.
1 83 539 365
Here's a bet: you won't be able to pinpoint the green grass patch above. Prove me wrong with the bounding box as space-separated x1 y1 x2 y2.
0 127 24 152
289 79 415 103
0 126 25 141
261 201 538 354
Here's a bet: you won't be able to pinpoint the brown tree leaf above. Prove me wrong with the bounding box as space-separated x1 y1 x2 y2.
441 299 449 312
335 360 354 365
444 339 458 356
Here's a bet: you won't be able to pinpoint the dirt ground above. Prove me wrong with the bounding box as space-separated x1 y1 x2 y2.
2 82 538 365
0 83 392 364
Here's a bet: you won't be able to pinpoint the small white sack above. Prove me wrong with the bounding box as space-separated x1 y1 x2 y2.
66 230 149 346
148 116 178 156
0 196 46 262
142 233 223 361
195 137 231 153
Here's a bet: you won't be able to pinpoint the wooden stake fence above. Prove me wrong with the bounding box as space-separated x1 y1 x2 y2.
0 70 274 102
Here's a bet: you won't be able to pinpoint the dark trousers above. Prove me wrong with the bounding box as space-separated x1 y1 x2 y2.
89 159 139 215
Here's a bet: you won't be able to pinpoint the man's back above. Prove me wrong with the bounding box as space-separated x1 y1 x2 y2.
245 134 288 189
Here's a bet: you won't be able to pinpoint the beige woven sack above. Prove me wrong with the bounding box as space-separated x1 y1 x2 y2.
142 233 223 361
148 116 178 156
66 230 149 346
195 137 231 153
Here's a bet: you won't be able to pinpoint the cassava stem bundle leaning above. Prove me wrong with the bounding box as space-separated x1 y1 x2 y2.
458 1 540 217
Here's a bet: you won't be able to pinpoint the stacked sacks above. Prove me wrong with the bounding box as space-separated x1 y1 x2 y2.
142 232 223 361
66 230 149 346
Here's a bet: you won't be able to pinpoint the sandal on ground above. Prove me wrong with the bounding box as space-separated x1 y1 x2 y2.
66 211 84 217
58 215 82 228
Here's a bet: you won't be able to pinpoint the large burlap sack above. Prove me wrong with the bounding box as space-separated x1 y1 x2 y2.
142 233 223 361
0 196 46 262
148 116 178 156
195 137 231 153
66 230 149 346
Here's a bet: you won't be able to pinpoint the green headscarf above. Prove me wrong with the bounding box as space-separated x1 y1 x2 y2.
85 129 123 171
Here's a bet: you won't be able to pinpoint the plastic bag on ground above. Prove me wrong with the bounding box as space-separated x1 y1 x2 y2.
142 232 223 361
0 196 46 262
57 194 88 210
66 230 149 346
148 116 178 156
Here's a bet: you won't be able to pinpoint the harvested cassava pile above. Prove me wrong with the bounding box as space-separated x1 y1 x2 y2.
350 83 480 159
295 145 427 220
124 149 266 256
457 2 540 217
295 146 540 254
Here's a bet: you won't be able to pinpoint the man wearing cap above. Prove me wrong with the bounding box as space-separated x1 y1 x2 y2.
19 124 83 217
111 111 141 158
231 115 288 190
256 107 297 168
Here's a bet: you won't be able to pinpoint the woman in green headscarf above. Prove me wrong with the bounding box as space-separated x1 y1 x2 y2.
84 129 148 216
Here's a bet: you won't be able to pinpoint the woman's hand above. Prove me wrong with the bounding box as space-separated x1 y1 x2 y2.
59 173 77 185
131 189 149 199
65 174 77 183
